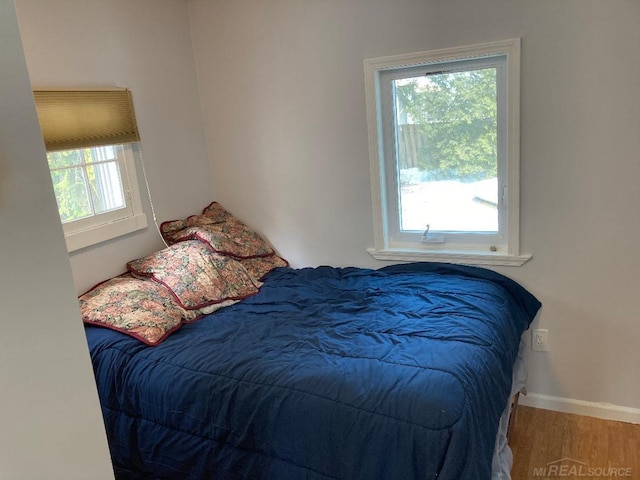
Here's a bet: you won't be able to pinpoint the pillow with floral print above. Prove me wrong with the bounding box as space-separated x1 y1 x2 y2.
239 255 289 282
160 202 233 245
159 218 188 242
168 219 275 259
127 240 260 310
159 202 285 264
201 201 234 222
79 274 196 346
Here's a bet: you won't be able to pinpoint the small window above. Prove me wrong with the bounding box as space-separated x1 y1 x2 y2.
364 39 530 266
34 89 147 252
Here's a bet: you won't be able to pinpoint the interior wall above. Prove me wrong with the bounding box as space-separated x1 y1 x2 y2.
15 0 214 294
0 1 114 477
188 0 640 413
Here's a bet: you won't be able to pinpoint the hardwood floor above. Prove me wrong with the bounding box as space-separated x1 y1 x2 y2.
509 406 640 479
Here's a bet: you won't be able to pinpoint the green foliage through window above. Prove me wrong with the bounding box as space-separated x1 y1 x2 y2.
394 67 497 182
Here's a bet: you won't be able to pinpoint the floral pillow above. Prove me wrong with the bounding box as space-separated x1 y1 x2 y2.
79 274 195 346
201 201 234 222
160 202 284 262
160 202 233 244
127 240 260 310
240 255 289 281
160 218 187 240
168 220 275 259
158 202 288 281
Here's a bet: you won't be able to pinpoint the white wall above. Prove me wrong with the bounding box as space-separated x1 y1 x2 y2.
0 1 114 478
188 0 640 416
15 0 215 294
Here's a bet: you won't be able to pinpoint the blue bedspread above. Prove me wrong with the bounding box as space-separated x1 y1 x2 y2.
86 263 540 480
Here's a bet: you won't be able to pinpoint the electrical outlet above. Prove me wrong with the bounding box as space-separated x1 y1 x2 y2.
532 329 549 352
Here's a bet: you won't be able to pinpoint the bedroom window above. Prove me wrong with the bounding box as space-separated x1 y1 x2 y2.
34 89 147 252
364 39 530 266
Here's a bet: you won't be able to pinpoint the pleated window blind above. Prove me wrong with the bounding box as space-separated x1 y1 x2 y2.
33 89 140 151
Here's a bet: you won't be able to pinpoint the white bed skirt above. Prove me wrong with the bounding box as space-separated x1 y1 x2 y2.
491 339 527 480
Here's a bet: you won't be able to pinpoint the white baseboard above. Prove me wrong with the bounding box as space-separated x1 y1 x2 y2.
519 393 640 425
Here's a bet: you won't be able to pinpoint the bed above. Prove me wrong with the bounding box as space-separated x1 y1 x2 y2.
81 203 541 480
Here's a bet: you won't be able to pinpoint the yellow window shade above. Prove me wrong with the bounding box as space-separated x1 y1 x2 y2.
33 89 140 151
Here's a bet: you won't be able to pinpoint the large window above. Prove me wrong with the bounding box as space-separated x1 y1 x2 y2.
364 39 530 266
34 89 147 252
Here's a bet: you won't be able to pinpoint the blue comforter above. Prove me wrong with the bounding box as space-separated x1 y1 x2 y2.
86 263 540 480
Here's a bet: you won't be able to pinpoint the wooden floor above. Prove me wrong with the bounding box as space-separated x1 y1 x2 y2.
509 406 640 479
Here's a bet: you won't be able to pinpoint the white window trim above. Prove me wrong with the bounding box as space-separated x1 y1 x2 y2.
364 38 530 267
62 143 147 252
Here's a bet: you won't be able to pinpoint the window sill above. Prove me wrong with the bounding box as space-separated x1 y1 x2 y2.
367 247 531 267
65 213 148 253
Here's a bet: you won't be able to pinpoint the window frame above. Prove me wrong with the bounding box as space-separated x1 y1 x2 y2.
55 142 147 252
364 38 530 267
380 58 506 245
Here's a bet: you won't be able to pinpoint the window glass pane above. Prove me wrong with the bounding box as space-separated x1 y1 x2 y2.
89 145 117 164
47 145 127 224
86 161 125 214
393 67 498 233
49 166 92 222
47 148 86 169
